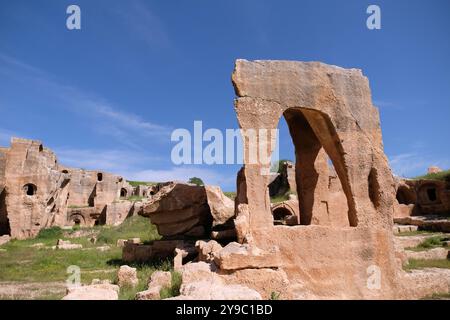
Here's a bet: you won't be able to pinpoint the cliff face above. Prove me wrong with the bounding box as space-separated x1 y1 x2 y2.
0 138 136 239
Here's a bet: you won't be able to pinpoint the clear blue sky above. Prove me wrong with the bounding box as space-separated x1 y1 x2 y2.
1 0 449 191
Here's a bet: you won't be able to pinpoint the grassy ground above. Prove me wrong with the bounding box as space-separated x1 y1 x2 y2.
0 215 177 300
119 195 145 202
127 181 158 187
413 169 450 181
223 192 236 200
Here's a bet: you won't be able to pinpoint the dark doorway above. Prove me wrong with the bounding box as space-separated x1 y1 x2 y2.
0 189 10 236
427 188 437 202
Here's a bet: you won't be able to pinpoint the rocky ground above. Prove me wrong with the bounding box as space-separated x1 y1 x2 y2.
1 218 449 300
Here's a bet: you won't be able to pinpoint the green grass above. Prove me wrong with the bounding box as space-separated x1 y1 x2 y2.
404 259 450 271
36 227 64 240
406 236 448 252
224 192 236 200
396 230 437 237
96 215 161 245
127 181 158 187
270 190 297 204
159 271 182 299
413 169 450 181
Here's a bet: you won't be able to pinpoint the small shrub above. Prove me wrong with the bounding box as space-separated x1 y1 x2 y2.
417 236 445 249
270 291 280 300
36 227 63 240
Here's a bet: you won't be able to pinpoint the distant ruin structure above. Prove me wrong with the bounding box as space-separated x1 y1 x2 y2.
0 138 147 239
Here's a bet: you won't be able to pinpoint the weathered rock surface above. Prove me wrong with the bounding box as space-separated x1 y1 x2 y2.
196 240 223 263
214 242 282 270
142 183 235 238
136 286 161 300
399 268 450 300
394 178 450 217
62 284 119 300
118 265 138 288
148 271 172 289
142 183 211 237
205 185 235 227
231 60 400 299
174 281 262 300
405 248 449 260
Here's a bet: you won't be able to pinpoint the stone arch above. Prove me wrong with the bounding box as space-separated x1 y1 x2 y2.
69 213 85 226
23 183 37 196
271 201 299 226
120 188 128 198
282 107 357 227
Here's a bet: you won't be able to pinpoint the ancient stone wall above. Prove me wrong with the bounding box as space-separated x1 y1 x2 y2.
2 138 69 239
231 60 400 299
394 178 450 218
0 138 141 238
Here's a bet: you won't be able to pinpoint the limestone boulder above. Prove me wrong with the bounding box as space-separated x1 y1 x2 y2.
196 240 223 263
405 248 449 260
204 185 235 227
136 286 161 300
214 242 282 270
176 281 262 300
148 271 172 289
118 265 138 288
142 183 211 237
142 183 235 238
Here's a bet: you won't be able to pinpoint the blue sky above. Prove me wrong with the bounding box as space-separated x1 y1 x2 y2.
0 0 449 191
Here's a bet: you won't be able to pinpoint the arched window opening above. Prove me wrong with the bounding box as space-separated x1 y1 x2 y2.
274 108 355 227
120 188 128 198
97 173 103 182
24 184 37 196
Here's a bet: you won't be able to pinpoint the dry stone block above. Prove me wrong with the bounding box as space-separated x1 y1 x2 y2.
118 265 138 288
148 271 172 289
214 242 282 270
